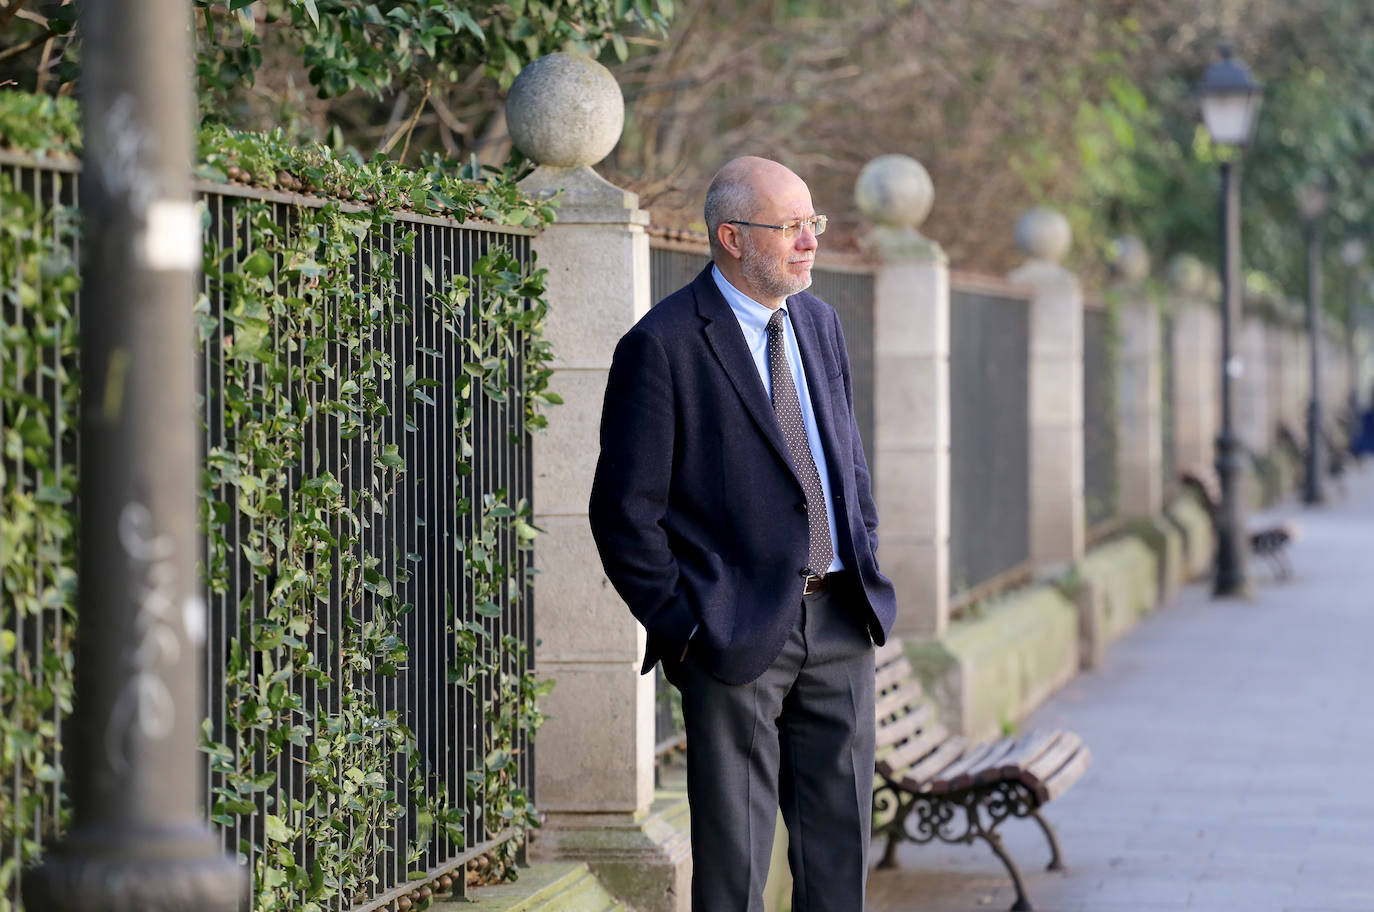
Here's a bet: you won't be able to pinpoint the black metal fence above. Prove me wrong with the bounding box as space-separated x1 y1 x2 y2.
810 266 876 460
1083 303 1119 534
2 156 536 910
1160 312 1177 495
948 279 1031 603
0 155 80 910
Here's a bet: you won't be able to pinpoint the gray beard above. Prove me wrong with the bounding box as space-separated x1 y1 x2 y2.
741 243 812 301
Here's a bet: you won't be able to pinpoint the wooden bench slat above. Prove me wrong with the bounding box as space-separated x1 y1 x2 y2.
1020 731 1082 792
925 741 1002 794
881 721 950 774
875 656 914 694
874 679 925 722
875 701 933 750
942 736 1026 792
899 736 968 790
875 638 905 669
1039 746 1091 803
991 729 1064 781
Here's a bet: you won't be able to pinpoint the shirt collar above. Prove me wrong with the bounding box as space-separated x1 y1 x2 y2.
712 263 785 335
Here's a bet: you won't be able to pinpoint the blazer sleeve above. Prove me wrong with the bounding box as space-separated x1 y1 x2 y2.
588 328 698 659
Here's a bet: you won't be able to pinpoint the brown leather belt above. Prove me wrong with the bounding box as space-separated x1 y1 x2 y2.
802 573 831 596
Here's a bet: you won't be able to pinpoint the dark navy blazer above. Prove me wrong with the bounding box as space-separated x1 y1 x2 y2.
589 265 898 685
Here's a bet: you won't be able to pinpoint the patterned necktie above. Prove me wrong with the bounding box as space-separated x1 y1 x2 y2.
766 309 833 577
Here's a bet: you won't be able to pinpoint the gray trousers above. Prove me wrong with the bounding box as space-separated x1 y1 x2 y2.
663 580 877 912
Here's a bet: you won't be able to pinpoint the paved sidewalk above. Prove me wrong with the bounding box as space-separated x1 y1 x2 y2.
868 466 1374 912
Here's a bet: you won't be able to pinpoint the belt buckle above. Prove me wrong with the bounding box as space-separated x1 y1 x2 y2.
802 573 827 596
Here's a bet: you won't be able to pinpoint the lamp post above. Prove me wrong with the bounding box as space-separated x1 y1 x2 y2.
1340 238 1366 423
1196 44 1262 597
1296 180 1328 505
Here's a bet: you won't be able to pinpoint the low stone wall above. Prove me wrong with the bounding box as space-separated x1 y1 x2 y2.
1165 491 1214 581
904 515 1191 739
1069 536 1160 668
905 585 1079 741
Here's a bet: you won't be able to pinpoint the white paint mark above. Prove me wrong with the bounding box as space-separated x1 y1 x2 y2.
107 501 183 775
183 595 206 648
140 200 200 271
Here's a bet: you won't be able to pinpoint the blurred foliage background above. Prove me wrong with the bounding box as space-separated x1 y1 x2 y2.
2 0 1372 311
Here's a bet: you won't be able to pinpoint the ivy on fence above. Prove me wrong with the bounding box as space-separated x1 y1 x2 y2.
0 170 80 911
0 94 557 912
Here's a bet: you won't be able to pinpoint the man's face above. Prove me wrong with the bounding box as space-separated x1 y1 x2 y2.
737 172 819 303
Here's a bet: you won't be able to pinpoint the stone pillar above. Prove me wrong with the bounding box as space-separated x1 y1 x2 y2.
1167 255 1219 475
1009 208 1084 572
856 154 949 639
1111 237 1163 519
508 54 688 910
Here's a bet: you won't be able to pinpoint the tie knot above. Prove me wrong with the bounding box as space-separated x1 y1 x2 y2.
767 308 787 335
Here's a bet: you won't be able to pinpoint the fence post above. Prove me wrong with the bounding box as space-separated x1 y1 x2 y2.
856 155 950 639
1167 254 1221 476
22 2 244 910
1111 237 1163 519
507 54 689 910
1009 208 1085 572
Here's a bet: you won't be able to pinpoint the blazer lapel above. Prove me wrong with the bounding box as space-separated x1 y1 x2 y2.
693 267 793 470
787 295 844 474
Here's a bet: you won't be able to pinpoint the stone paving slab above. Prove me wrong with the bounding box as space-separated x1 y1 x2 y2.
868 466 1374 912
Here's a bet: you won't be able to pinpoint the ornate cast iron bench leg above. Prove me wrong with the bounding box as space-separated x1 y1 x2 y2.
967 797 1034 912
872 780 911 869
1029 808 1065 871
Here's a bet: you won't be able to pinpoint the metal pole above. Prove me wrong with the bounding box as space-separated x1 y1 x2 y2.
1304 218 1326 505
23 2 244 909
1214 160 1250 596
1348 267 1360 422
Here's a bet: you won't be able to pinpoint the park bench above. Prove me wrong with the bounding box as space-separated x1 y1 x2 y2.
1177 466 1298 581
1277 420 1348 496
871 638 1091 912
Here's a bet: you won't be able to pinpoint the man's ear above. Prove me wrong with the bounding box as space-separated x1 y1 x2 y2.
716 223 744 260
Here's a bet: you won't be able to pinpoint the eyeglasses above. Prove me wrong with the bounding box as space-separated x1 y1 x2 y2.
726 215 828 240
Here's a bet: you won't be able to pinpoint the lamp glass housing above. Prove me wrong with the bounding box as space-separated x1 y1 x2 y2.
1200 91 1262 146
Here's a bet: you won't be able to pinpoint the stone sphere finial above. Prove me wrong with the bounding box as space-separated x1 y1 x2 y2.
854 154 934 229
505 53 624 168
1110 236 1150 283
1166 253 1206 296
1014 207 1071 262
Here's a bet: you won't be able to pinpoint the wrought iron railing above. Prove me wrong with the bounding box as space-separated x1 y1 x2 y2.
948 276 1032 605
1083 302 1119 536
1160 312 1178 496
1 155 537 910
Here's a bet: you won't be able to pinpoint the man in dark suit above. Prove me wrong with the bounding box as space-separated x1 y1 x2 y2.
589 156 898 911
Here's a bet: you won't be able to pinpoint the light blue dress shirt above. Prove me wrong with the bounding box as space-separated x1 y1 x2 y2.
712 265 844 574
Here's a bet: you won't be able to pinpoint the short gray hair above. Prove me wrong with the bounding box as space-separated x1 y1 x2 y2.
704 164 758 258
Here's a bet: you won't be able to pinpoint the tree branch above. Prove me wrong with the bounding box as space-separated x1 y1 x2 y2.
0 0 32 34
0 27 52 64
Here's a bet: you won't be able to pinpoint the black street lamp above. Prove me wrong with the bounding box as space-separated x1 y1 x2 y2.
1296 180 1328 505
1340 238 1366 423
1196 44 1262 597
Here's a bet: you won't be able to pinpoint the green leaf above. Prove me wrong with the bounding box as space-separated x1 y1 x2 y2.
265 814 292 842
242 249 274 277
